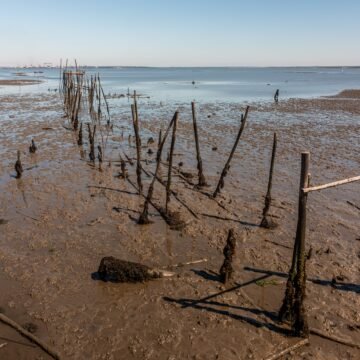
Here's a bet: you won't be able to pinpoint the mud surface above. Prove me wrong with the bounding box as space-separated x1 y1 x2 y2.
0 92 359 359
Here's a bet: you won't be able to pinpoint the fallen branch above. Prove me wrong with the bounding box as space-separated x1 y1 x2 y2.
263 338 309 360
0 313 61 359
303 175 360 193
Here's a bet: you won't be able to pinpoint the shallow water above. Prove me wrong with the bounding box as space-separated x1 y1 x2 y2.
1 66 360 103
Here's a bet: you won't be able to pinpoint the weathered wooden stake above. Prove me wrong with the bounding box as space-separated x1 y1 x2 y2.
131 104 143 195
213 106 250 198
279 152 310 338
138 112 177 225
77 122 83 146
260 132 277 228
87 123 96 162
191 101 206 187
165 111 179 213
219 229 236 284
29 139 37 154
15 150 23 179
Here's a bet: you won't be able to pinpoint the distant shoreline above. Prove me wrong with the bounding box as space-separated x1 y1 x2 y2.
0 79 43 86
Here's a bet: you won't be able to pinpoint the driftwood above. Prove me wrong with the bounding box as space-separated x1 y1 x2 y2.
213 106 250 198
0 313 61 360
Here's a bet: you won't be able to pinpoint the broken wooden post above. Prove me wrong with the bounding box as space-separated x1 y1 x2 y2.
138 112 177 225
131 104 143 195
15 150 23 179
97 145 103 164
165 111 179 213
219 229 236 284
87 123 96 162
274 89 279 103
213 106 250 198
77 122 83 146
260 132 277 228
29 139 37 154
279 152 310 338
191 101 207 187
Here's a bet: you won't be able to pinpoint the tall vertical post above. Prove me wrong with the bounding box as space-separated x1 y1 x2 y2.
191 102 206 187
165 112 178 213
279 152 310 338
131 104 143 195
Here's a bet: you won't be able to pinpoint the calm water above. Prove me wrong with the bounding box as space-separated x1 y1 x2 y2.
1 66 360 103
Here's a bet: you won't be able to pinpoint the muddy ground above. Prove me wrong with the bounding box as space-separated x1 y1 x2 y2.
0 91 359 359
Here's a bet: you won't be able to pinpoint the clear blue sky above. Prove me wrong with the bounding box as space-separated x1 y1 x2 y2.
1 0 359 67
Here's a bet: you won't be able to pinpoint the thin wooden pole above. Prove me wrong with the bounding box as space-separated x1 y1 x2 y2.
131 104 143 195
138 112 177 224
191 102 206 187
260 132 277 228
165 112 178 213
303 175 360 193
213 106 250 198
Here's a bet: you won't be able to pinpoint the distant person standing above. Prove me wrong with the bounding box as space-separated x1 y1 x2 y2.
274 89 280 103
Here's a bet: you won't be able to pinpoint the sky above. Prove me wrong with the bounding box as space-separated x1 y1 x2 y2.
0 0 359 67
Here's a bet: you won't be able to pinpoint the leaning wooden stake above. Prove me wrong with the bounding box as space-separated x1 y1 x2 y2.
165 111 179 213
260 132 277 228
0 313 61 360
213 106 250 198
131 104 143 195
191 102 206 187
279 152 310 337
138 112 177 224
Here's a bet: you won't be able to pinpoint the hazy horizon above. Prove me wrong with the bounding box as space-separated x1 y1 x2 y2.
1 0 360 67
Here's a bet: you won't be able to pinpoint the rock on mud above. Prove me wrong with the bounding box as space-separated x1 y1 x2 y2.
96 256 160 283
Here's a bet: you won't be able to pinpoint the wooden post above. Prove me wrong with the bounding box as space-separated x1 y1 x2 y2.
219 229 236 284
213 106 250 198
191 102 206 187
77 122 83 146
87 123 96 162
131 104 143 195
15 150 23 179
293 152 310 337
165 112 179 213
279 152 309 337
260 133 277 228
138 112 177 224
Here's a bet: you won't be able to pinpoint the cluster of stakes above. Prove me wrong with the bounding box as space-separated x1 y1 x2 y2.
14 66 360 345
